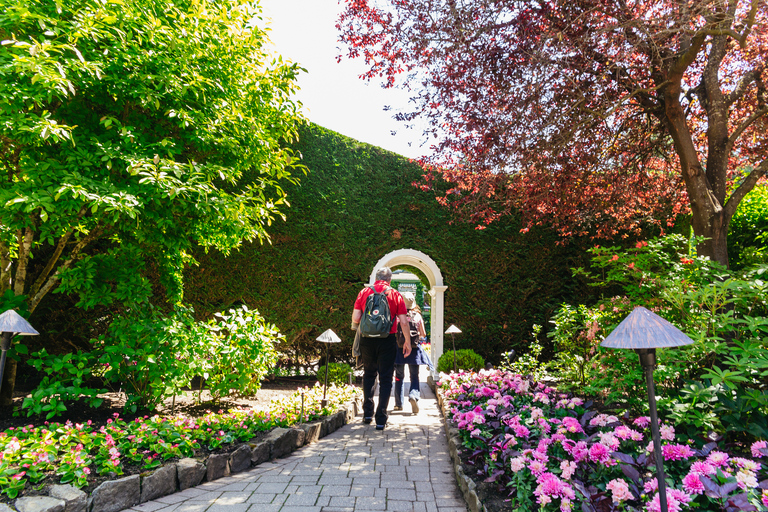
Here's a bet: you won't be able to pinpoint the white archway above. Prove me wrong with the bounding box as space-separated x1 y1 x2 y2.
369 249 447 375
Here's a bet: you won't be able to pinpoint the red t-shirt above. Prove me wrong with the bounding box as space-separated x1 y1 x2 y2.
354 280 407 334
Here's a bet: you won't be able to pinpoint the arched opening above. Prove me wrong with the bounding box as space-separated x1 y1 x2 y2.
369 249 446 375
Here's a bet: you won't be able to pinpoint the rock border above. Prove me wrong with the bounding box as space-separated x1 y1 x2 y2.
3 399 361 512
428 375 488 512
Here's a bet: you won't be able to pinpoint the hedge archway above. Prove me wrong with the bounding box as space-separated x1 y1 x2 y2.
370 249 446 371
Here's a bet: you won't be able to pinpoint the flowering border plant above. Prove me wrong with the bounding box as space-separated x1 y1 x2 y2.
439 370 768 512
0 383 359 500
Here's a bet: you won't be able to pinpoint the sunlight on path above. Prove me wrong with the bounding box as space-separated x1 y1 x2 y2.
122 367 468 512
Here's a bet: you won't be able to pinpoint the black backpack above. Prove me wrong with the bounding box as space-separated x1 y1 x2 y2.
397 311 420 349
359 285 392 338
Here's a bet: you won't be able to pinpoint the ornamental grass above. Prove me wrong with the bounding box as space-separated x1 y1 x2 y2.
0 383 360 500
439 370 768 512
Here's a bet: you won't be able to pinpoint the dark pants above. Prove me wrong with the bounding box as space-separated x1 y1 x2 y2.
360 333 397 426
394 364 420 407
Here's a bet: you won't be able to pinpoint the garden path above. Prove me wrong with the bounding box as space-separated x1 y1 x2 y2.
120 368 468 512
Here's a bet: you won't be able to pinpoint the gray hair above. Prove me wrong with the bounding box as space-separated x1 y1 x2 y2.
375 267 393 282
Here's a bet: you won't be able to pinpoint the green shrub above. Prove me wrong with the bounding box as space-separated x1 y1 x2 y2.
437 349 485 374
728 183 768 270
550 234 768 443
316 362 353 386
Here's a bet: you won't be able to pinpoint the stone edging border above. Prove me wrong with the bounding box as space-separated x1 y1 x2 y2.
1 398 362 512
427 376 487 512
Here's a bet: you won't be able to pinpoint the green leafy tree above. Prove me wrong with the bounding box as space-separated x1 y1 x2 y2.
0 0 305 403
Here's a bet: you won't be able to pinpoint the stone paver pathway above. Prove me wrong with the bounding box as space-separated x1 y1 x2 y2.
122 369 467 512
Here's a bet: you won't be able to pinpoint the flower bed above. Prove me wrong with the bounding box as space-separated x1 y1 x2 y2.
0 383 360 501
438 370 768 512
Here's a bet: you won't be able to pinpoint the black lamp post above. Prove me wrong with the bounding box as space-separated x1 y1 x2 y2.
316 329 341 407
601 306 693 512
445 324 461 373
0 310 39 393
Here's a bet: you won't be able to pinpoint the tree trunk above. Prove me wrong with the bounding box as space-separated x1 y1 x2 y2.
0 359 16 405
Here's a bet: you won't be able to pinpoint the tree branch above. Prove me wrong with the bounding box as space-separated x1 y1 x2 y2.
726 66 765 106
724 159 768 223
727 106 768 151
28 205 89 299
28 223 106 314
13 225 34 296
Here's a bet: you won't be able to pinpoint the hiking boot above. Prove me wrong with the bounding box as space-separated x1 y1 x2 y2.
409 397 419 414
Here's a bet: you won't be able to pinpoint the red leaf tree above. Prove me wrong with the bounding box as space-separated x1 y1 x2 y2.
338 0 768 266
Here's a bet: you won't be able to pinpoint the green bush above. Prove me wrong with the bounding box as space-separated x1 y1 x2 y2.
728 183 768 269
549 234 768 443
437 349 485 374
316 362 353 386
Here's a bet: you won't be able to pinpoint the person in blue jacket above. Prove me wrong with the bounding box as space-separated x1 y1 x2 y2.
393 292 433 414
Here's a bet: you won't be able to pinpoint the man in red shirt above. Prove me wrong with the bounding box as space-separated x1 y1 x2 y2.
352 267 412 430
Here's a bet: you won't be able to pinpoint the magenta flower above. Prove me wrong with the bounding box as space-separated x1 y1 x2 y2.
751 440 767 458
588 442 612 465
662 444 695 461
689 460 716 475
633 416 651 428
682 473 704 494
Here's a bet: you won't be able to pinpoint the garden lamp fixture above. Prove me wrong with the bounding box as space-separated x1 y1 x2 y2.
445 324 462 373
316 329 341 407
0 309 39 393
601 306 694 512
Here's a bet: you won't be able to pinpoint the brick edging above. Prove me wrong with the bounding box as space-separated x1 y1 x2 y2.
427 376 487 512
3 398 362 512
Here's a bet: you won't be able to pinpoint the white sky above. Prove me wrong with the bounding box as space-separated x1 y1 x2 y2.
257 0 428 160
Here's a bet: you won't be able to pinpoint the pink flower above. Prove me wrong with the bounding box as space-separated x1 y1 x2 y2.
606 478 633 503
634 416 651 429
529 460 547 476
689 461 716 475
514 425 530 438
588 443 612 465
560 460 576 480
644 478 658 493
751 440 767 458
662 444 695 461
706 451 729 468
682 473 704 494
736 471 758 490
510 456 527 472
561 417 583 434
660 424 675 441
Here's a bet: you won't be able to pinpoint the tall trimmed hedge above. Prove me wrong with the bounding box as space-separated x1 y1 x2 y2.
184 124 591 365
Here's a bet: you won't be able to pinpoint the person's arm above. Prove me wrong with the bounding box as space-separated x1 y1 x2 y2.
417 314 427 338
351 308 362 330
398 313 412 356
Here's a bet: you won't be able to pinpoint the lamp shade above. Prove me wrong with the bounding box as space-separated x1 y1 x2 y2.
316 329 341 343
445 324 462 334
0 310 38 335
601 306 693 349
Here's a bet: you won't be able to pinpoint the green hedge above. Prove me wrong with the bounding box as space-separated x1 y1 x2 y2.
183 124 592 365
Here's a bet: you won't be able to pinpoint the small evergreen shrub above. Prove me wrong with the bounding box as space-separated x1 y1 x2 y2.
317 362 353 386
437 349 485 374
